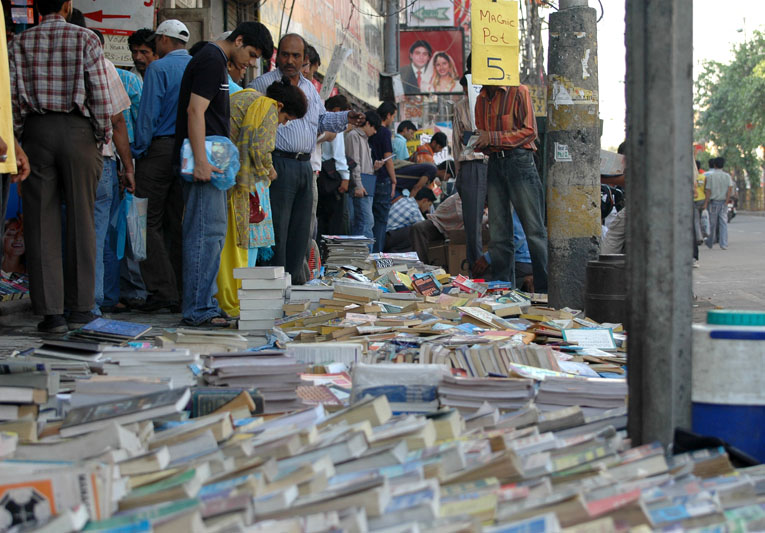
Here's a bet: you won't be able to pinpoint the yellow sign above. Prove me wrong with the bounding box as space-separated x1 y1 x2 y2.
470 0 520 86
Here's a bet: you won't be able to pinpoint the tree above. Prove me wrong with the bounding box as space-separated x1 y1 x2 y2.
695 31 765 187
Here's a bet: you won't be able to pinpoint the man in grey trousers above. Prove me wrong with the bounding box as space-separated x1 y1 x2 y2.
452 74 488 275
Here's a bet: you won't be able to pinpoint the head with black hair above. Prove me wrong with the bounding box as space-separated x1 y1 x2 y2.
189 40 209 57
224 22 273 73
37 0 72 17
377 101 397 126
361 110 382 137
617 141 626 155
437 160 455 180
68 7 86 26
301 44 321 80
266 77 308 124
128 28 158 76
277 33 308 82
430 131 448 152
397 120 416 140
326 95 350 112
715 156 725 169
696 160 702 171
409 40 433 70
415 188 437 213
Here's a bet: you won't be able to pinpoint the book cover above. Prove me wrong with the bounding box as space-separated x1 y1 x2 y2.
79 318 152 340
62 388 190 430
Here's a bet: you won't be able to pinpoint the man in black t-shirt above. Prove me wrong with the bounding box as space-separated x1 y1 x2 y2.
368 101 397 253
175 22 273 327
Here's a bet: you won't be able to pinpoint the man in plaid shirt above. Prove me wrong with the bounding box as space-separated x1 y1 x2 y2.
9 0 113 333
384 188 436 253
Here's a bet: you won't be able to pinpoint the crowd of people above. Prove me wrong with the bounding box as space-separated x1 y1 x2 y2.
1 0 550 333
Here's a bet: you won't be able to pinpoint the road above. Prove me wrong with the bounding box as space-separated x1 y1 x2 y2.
694 212 765 317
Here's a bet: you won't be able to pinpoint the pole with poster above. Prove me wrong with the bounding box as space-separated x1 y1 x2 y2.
470 0 519 86
319 45 353 101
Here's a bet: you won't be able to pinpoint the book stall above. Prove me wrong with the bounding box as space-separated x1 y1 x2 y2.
0 253 763 533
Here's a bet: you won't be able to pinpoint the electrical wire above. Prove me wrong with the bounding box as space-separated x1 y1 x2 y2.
349 0 419 19
539 1 558 10
596 0 604 22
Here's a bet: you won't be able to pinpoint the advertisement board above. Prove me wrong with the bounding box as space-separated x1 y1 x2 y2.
399 28 465 95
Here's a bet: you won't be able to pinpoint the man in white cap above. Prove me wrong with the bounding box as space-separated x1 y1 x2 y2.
132 19 191 312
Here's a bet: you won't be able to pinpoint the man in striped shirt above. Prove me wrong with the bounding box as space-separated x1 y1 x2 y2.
474 84 548 292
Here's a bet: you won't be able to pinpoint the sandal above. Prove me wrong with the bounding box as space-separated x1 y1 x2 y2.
181 315 233 328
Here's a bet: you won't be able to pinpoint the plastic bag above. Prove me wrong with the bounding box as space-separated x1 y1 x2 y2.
111 193 147 261
127 195 148 260
180 136 240 191
700 209 710 238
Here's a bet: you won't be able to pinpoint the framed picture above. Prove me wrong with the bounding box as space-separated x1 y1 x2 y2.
399 27 465 95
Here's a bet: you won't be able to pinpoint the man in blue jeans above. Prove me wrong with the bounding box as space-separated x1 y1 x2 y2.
704 156 732 250
475 83 548 292
174 23 273 326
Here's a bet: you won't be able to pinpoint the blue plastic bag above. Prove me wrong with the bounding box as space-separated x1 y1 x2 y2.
180 136 240 191
111 193 147 261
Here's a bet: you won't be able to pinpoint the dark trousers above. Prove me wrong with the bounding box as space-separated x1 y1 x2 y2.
316 190 347 237
487 149 548 291
384 226 413 253
21 113 102 315
372 176 392 253
270 155 314 284
455 160 488 270
135 138 183 303
410 219 444 264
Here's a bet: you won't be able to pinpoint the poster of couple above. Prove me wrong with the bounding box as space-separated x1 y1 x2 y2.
399 28 465 95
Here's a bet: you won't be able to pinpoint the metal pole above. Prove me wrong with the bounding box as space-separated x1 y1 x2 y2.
625 0 693 447
384 0 398 74
545 0 601 309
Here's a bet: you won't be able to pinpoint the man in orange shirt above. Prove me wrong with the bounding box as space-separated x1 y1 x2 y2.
475 84 548 292
411 132 447 164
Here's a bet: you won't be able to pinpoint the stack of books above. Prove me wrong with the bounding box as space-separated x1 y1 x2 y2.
0 373 53 427
2 385 763 532
0 272 29 301
234 267 290 332
535 375 628 417
438 374 535 413
320 235 375 268
202 350 307 414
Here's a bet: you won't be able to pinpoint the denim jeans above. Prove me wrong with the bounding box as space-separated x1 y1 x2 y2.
372 177 392 253
94 157 120 309
182 180 227 325
706 200 728 249
487 149 548 291
352 195 374 244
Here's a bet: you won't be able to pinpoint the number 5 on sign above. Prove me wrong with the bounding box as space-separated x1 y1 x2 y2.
471 0 519 86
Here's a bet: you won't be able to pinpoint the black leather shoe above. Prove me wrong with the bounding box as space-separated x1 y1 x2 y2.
68 311 98 330
38 315 68 334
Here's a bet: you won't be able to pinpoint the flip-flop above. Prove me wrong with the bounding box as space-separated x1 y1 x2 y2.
181 315 232 328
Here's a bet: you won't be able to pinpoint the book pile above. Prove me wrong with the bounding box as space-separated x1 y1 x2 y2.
156 328 250 355
535 375 629 417
321 235 375 268
438 374 535 413
202 350 307 414
0 369 55 435
1 391 762 533
234 266 290 332
0 272 29 301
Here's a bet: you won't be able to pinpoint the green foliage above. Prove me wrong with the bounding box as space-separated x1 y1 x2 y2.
695 31 765 187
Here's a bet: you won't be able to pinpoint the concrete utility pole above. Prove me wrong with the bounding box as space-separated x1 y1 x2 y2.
545 0 601 310
625 0 693 447
383 0 398 74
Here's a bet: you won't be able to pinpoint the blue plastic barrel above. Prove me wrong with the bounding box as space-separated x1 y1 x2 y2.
692 310 765 462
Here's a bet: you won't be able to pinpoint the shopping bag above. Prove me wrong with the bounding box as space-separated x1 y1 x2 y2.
180 136 240 191
127 195 148 260
700 209 710 238
111 193 147 261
